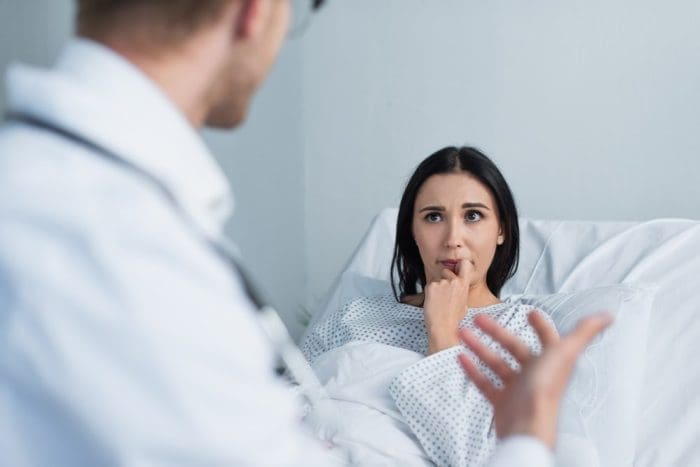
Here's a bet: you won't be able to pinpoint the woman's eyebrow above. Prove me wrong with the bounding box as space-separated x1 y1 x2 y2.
463 202 490 210
418 202 491 212
418 205 444 213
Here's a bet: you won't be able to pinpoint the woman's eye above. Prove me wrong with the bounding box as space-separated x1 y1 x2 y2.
466 210 482 222
425 212 442 223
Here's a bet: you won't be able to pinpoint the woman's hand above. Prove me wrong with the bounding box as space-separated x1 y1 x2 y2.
457 311 613 449
423 260 474 355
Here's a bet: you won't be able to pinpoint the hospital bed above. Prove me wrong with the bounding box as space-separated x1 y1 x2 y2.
307 208 700 466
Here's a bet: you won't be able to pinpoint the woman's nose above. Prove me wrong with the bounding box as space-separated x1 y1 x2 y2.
444 220 464 248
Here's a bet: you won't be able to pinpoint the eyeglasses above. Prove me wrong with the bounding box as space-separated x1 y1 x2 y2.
288 0 326 38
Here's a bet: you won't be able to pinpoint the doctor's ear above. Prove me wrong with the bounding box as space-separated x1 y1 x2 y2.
497 229 505 246
234 0 264 39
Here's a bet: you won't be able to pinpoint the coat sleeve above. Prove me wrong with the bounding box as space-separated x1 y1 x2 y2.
0 201 342 466
487 436 554 467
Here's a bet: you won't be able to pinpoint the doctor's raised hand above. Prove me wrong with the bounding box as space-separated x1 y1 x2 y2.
458 310 613 449
423 259 475 355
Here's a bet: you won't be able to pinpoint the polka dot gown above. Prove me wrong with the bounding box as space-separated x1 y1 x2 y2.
301 294 554 467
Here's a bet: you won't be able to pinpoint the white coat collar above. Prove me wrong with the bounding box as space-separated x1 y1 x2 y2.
5 38 233 238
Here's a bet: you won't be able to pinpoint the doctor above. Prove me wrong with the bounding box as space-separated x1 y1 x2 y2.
0 1 610 465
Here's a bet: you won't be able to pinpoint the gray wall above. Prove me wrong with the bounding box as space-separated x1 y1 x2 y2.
0 1 74 109
301 0 700 310
3 1 700 337
203 41 307 339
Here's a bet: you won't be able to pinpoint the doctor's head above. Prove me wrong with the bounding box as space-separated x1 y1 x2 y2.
391 146 520 303
76 0 322 128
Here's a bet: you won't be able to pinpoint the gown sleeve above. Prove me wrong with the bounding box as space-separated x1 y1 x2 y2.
389 306 554 467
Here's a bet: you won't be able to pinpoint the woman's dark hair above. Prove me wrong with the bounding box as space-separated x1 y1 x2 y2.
390 146 519 301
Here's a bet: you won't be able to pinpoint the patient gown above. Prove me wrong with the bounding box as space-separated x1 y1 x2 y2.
301 294 552 467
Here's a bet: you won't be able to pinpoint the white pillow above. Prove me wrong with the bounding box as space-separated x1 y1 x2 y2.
506 284 656 467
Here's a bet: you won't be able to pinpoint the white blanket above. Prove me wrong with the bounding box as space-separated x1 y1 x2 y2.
303 341 433 466
301 340 596 467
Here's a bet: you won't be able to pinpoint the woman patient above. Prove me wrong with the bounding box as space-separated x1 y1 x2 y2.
301 146 555 467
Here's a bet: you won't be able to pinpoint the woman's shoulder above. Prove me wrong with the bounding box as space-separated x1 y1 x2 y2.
501 296 540 313
466 299 555 354
479 297 551 334
488 297 556 331
342 293 408 312
337 293 426 323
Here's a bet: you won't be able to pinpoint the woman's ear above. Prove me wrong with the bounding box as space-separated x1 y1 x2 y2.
497 227 505 245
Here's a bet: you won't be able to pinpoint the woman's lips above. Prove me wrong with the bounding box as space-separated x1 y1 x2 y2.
440 260 461 273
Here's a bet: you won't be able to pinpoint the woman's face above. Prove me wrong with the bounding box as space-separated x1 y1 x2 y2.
411 172 504 290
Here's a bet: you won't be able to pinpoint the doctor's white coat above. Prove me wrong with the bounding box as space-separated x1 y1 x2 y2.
0 38 337 466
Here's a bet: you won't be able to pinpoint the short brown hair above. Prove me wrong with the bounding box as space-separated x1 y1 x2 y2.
77 0 232 47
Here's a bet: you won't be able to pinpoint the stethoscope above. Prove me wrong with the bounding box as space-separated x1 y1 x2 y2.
6 113 327 407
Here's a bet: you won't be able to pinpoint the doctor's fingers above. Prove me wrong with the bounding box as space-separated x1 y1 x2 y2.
561 312 614 357
472 314 531 364
457 352 500 404
459 327 515 382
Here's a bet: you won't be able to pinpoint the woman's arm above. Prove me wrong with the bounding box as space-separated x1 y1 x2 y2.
459 311 613 458
300 307 341 363
422 262 473 354
389 306 553 467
